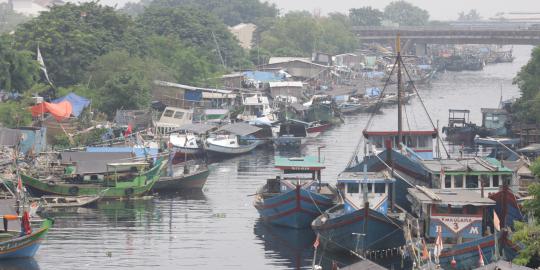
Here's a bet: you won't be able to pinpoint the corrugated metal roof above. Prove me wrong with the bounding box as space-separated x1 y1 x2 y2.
420 158 512 173
60 152 135 174
176 123 216 134
154 80 232 94
217 122 261 136
408 188 496 206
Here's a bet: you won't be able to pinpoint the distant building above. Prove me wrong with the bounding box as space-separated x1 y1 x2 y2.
229 23 256 50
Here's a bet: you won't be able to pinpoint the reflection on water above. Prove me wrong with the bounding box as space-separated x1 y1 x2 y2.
32 46 533 269
0 258 40 270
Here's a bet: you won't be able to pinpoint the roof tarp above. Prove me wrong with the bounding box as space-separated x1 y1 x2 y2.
86 147 159 159
52 93 90 117
30 101 72 121
60 152 134 174
218 122 261 136
243 71 283 82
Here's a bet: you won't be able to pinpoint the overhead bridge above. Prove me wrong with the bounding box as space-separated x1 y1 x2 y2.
353 26 540 45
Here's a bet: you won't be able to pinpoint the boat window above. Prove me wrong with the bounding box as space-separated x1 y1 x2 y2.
367 183 373 193
374 183 385 194
418 136 429 148
163 109 174 117
466 175 479 188
492 175 500 187
444 175 452 188
502 175 512 185
434 205 449 214
463 205 478 215
90 175 99 180
450 206 463 214
347 183 359 194
173 111 185 119
454 175 464 188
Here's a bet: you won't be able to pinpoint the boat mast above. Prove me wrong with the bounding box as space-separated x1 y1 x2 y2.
396 34 404 148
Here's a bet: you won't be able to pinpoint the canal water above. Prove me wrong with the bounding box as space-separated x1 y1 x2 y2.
13 46 533 270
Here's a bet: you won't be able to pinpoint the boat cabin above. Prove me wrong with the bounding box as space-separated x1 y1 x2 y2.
267 156 325 194
447 109 471 128
239 94 272 121
408 187 495 241
481 108 508 136
419 157 514 193
337 170 395 215
364 130 437 160
154 107 193 134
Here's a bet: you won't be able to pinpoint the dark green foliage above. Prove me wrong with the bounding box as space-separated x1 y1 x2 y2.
0 35 40 92
513 47 540 123
14 2 133 86
349 7 384 26
383 1 429 26
458 9 481 21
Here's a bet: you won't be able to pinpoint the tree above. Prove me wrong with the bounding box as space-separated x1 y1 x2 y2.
136 6 249 69
384 1 430 26
99 72 151 117
349 7 384 26
0 35 40 92
513 46 540 123
0 3 30 33
0 99 32 128
14 2 133 87
458 9 481 21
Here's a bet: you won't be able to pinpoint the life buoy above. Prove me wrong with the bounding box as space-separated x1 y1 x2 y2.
124 188 134 197
68 186 79 195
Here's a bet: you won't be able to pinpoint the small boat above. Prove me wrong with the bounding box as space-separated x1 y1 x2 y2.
169 123 216 157
274 121 307 148
21 158 165 199
153 161 210 191
312 169 405 254
289 119 332 137
442 109 478 145
204 123 262 155
37 195 100 210
254 156 338 229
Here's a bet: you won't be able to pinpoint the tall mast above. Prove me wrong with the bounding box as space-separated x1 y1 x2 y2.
396 34 403 147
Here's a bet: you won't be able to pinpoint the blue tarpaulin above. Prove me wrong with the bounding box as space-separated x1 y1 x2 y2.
243 71 283 82
365 87 381 97
364 71 385 79
86 147 159 159
184 90 202 102
52 93 90 117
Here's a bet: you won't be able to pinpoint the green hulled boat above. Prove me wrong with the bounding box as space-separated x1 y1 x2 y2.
21 158 165 199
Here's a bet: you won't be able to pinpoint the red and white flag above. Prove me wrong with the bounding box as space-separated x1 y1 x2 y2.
493 210 501 231
313 234 320 249
477 245 485 267
433 228 443 258
16 175 23 194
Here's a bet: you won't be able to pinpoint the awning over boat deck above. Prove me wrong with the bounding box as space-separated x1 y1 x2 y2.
175 123 216 134
420 157 512 173
338 170 394 184
60 152 135 174
274 156 325 172
408 187 496 206
217 122 261 136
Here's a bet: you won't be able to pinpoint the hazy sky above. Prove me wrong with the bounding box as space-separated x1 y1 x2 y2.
265 0 540 21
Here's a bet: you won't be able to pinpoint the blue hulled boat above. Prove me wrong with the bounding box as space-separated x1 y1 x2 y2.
254 156 338 229
311 169 405 254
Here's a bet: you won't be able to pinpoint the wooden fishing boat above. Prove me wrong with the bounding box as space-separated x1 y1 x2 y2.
37 195 100 209
169 123 216 157
254 156 337 229
312 169 405 254
153 161 210 191
0 218 53 259
204 123 262 155
21 158 165 199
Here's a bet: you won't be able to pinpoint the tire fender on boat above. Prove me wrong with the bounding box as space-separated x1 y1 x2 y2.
125 188 134 197
68 186 79 195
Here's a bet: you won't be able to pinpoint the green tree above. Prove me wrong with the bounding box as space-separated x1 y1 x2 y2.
14 2 133 87
99 72 151 117
0 100 32 128
458 9 481 21
384 1 430 26
0 35 40 92
137 6 249 69
349 7 384 26
513 46 540 123
0 3 30 33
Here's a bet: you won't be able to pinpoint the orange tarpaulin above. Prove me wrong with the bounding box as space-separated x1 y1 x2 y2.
30 100 72 121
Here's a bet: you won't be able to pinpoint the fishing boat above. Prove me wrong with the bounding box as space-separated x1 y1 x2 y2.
312 168 405 254
169 123 216 158
442 109 478 146
274 121 307 148
289 119 332 137
254 156 337 229
36 195 100 210
21 158 165 199
153 161 210 191
204 123 261 155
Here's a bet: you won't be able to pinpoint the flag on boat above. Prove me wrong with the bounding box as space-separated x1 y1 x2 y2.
493 210 501 231
477 245 485 267
37 45 53 85
313 234 320 249
16 175 23 194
